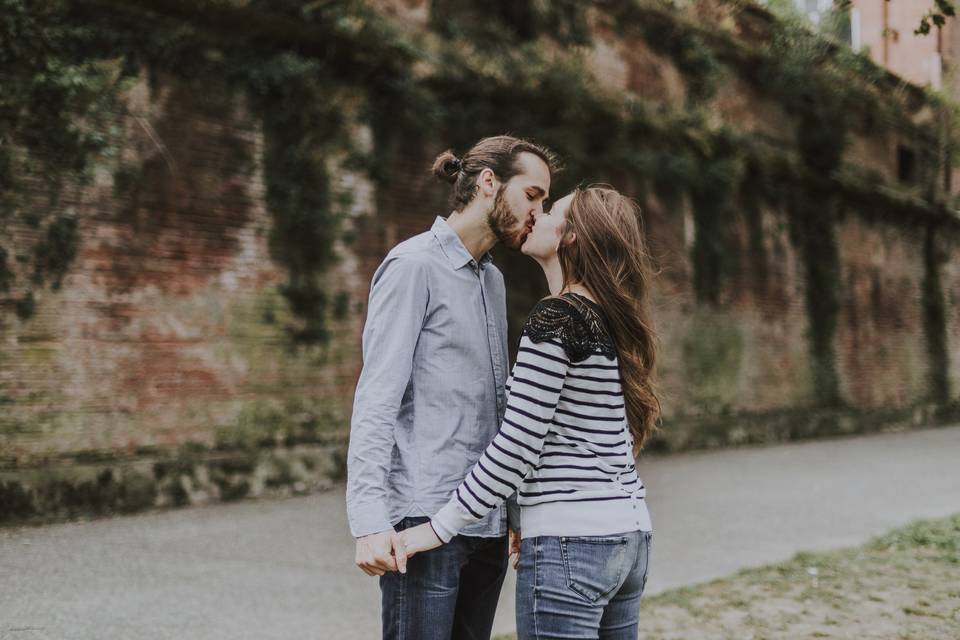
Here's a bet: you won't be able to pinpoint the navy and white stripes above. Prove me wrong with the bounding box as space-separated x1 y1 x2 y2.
431 326 651 542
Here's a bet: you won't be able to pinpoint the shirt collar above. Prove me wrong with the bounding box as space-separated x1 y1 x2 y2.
431 216 493 271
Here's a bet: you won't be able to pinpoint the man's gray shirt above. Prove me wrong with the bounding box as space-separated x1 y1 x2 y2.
346 216 513 538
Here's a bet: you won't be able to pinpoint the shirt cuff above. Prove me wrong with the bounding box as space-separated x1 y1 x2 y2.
431 499 474 544
347 507 394 538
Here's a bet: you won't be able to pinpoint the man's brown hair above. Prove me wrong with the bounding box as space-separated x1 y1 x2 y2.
431 135 560 210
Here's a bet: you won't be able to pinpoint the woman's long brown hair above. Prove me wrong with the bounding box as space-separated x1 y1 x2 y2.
558 186 662 454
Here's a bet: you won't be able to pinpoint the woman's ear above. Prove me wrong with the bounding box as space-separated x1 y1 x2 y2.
563 231 576 246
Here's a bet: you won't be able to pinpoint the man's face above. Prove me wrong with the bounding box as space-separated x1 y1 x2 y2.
486 152 551 251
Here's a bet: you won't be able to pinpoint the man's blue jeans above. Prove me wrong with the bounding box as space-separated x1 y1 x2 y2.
515 530 652 640
380 516 508 640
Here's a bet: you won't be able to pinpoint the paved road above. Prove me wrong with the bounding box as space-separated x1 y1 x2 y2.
2 425 959 639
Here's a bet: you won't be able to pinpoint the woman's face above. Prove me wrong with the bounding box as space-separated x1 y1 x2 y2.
521 192 574 260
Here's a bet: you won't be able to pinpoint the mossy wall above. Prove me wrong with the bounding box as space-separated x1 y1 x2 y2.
2 0 960 522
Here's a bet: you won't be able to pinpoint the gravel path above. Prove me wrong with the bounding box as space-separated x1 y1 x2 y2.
2 425 958 639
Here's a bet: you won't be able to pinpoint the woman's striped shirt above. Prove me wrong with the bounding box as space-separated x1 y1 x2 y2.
431 292 651 542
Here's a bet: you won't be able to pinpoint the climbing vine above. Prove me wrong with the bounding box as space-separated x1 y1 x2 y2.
751 15 850 406
689 128 742 306
0 0 118 195
922 224 950 403
0 0 955 409
0 0 121 317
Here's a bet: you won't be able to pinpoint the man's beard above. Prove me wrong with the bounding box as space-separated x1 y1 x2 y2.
486 186 526 250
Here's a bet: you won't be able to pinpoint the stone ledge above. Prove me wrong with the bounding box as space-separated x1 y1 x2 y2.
646 400 960 453
0 442 347 526
3 400 958 527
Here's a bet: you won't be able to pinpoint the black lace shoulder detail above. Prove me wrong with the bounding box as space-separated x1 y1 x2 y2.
522 293 616 362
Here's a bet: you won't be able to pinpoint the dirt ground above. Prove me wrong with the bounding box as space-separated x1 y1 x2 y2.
637 513 960 639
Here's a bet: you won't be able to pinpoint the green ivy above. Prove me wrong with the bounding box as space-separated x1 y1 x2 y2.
14 291 34 320
31 216 79 291
738 156 776 301
784 182 843 406
749 14 851 406
0 0 118 197
0 0 955 409
0 0 120 317
922 224 950 403
429 0 590 47
0 0 405 340
689 128 743 306
0 245 12 293
247 56 354 344
633 8 721 102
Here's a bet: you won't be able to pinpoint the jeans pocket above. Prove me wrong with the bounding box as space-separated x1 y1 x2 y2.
559 536 628 603
640 531 653 593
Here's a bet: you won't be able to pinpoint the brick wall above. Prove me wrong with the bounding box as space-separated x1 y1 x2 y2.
2 0 958 521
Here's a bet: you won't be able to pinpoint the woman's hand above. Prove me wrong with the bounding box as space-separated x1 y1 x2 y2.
398 522 443 558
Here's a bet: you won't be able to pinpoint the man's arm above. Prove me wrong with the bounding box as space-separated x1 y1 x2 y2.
345 254 429 573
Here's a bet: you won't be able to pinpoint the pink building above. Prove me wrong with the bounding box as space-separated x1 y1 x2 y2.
851 0 947 89
793 0 960 98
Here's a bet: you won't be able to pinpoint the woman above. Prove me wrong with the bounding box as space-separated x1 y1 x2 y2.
401 185 662 639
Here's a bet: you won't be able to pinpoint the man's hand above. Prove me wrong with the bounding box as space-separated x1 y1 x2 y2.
355 529 407 577
508 528 521 570
398 522 443 558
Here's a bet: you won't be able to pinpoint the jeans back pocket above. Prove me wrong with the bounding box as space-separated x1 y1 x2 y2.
559 536 629 603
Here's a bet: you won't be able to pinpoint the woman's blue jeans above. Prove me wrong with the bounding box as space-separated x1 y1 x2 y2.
516 530 653 640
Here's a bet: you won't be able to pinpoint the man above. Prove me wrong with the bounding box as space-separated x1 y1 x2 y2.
346 135 558 639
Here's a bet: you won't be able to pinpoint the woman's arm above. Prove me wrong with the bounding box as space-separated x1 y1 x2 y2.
399 301 573 556
431 330 569 541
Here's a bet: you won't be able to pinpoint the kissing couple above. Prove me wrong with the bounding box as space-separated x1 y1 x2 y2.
346 135 661 640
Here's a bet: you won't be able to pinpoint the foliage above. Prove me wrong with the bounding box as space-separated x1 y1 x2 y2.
32 216 79 290
633 9 721 102
689 128 742 305
764 0 850 43
922 225 950 403
0 0 954 411
749 12 855 405
916 0 956 36
0 0 119 196
0 245 12 293
819 0 852 44
0 0 122 318
1 0 408 338
429 0 591 47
